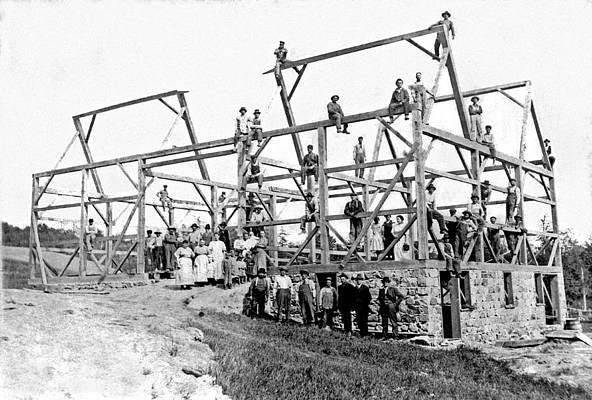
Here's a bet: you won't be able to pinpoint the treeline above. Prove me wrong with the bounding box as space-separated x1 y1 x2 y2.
559 231 592 309
2 222 80 248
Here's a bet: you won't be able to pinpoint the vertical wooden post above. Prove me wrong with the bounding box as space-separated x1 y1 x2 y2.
413 109 428 259
450 276 462 338
136 159 146 274
318 127 330 265
471 143 483 262
269 195 278 264
363 184 370 261
211 185 218 231
105 202 113 274
274 70 304 164
79 169 87 277
518 83 532 265
29 176 37 280
237 142 246 234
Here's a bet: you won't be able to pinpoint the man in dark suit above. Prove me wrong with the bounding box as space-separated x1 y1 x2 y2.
338 274 358 335
388 78 411 121
344 194 365 244
354 274 372 337
378 276 405 339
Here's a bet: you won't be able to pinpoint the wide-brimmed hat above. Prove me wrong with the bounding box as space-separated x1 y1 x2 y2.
427 183 436 190
483 180 490 185
485 125 492 130
254 109 261 114
258 268 266 274
382 276 391 284
300 270 309 276
462 210 472 216
239 106 247 112
442 11 451 17
355 273 365 280
155 231 162 234
305 192 314 198
331 95 339 101
471 96 479 102
514 215 523 220
279 40 285 44
191 223 198 228
168 226 176 231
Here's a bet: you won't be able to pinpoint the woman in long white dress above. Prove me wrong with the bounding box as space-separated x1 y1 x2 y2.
368 217 384 259
174 240 195 289
193 239 209 285
208 232 227 282
393 215 412 261
254 230 268 272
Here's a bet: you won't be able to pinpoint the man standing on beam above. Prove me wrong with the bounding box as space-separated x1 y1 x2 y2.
430 11 455 60
353 136 366 178
344 193 365 246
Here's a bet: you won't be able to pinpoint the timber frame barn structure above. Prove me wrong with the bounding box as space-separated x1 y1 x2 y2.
30 25 566 340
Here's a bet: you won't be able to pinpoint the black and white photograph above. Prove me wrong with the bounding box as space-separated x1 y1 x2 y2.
1 1 592 399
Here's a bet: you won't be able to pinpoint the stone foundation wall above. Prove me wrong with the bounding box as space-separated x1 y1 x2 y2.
458 270 546 342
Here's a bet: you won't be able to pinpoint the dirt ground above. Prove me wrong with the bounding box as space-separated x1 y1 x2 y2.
0 280 239 400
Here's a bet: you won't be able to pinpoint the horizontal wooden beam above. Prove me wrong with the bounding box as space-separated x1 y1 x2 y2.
324 158 406 174
143 149 235 169
35 195 137 211
73 90 188 118
434 81 530 103
326 171 410 193
262 27 439 74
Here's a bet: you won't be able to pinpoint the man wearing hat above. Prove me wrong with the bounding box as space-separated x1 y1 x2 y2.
299 192 319 233
218 221 231 251
242 154 264 191
327 95 350 134
458 211 477 258
298 270 316 326
482 125 496 158
382 215 395 260
506 215 527 259
319 277 338 329
425 183 447 234
163 227 178 271
338 274 358 335
249 268 271 318
544 139 555 167
157 185 174 213
85 218 98 251
344 193 365 244
274 41 288 64
145 230 155 273
354 274 371 337
409 72 427 120
274 266 293 322
388 78 411 122
505 178 521 223
235 106 252 147
301 144 319 185
430 11 455 59
446 209 460 256
378 276 405 339
353 136 366 178
468 96 483 142
480 180 492 217
466 193 485 229
487 216 501 260
250 109 263 147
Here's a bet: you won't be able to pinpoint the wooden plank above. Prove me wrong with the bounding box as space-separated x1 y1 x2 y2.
117 162 138 190
113 241 138 274
423 47 450 123
255 192 273 221
136 160 146 274
326 222 365 263
58 246 80 277
342 146 416 263
74 90 187 118
482 233 499 263
35 195 137 211
84 114 97 142
406 38 438 59
510 235 525 265
455 146 472 179
287 226 319 266
325 158 406 174
263 27 438 74
547 239 559 268
497 89 524 108
73 117 105 195
288 64 307 101
424 166 477 186
143 149 235 169
524 236 539 267
375 116 413 147
177 93 211 180
428 227 446 260
275 69 304 164
34 174 55 205
79 170 88 277
31 213 48 286
462 236 477 263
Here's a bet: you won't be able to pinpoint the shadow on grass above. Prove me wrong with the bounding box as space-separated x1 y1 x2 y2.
191 311 589 400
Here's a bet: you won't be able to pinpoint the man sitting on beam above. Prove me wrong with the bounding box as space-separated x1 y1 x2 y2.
299 192 319 233
242 154 264 190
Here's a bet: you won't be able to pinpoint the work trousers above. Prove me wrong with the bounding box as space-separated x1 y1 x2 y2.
85 234 96 251
381 303 399 337
506 193 517 222
300 214 319 231
276 288 291 321
243 173 263 189
388 101 411 119
329 113 348 132
251 128 263 145
356 306 369 336
349 218 363 244
153 247 164 270
434 38 442 57
320 308 334 328
301 165 319 185
354 154 365 178
427 208 446 232
164 244 176 270
340 307 353 333
299 292 315 325
251 291 267 318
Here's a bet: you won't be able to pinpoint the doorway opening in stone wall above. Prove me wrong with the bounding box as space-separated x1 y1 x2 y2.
543 274 559 325
440 271 461 339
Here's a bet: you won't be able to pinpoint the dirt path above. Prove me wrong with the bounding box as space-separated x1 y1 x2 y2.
0 281 234 400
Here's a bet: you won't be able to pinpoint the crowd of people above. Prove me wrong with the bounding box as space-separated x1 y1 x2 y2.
247 268 406 338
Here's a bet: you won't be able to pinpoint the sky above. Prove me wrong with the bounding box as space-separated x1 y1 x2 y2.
0 0 591 240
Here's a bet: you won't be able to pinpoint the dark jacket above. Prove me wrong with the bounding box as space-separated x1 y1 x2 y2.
344 200 364 220
390 87 410 104
338 282 358 311
355 284 372 311
378 286 404 311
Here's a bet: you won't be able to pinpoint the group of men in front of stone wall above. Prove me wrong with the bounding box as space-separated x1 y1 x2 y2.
247 266 406 338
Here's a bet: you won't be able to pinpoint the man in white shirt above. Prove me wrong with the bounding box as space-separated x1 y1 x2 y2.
188 223 201 249
85 219 98 251
235 107 252 147
353 136 366 178
425 183 447 234
466 193 485 231
145 230 155 270
275 266 293 322
298 270 316 326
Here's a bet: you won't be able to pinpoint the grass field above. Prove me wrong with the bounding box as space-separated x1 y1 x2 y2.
194 312 590 400
2 258 29 289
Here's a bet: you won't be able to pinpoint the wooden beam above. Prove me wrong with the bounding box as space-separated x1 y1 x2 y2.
434 81 529 103
443 36 471 140
327 170 410 192
287 226 319 266
263 27 439 74
74 90 187 118
117 162 138 190
84 114 97 143
79 170 88 277
375 117 413 147
73 117 105 195
58 246 80 277
192 183 215 215
406 38 438 59
325 158 407 174
158 98 180 115
288 64 307 101
367 123 384 182
275 69 304 164
152 205 170 228
34 174 55 205
143 149 235 169
497 89 524 108
113 241 138 274
177 93 211 180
